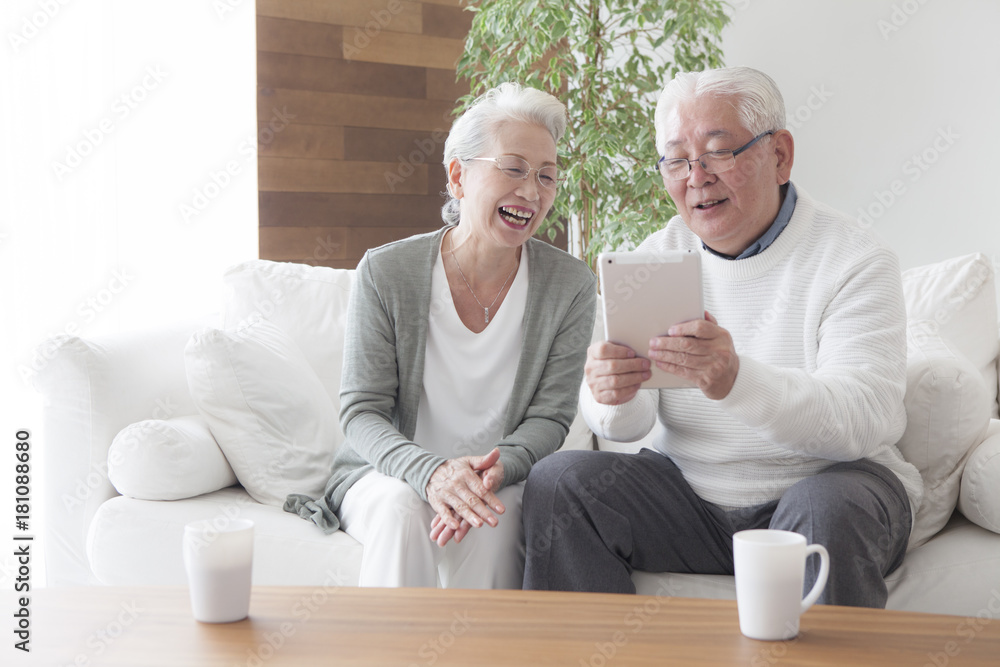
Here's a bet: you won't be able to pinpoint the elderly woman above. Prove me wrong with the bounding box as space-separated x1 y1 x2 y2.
286 83 596 589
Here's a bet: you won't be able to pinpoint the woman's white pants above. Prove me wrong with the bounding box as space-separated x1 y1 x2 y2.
338 471 525 589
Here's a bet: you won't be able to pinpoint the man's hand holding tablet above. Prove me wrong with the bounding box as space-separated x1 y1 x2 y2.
645 311 740 400
589 251 739 403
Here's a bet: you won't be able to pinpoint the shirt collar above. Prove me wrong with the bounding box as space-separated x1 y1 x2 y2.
702 182 798 260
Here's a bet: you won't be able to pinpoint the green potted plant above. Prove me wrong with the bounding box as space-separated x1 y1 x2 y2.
457 0 730 266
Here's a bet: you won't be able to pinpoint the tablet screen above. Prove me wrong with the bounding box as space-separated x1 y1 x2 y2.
598 250 704 389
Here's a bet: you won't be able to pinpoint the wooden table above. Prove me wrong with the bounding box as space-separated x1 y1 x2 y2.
6 586 1000 666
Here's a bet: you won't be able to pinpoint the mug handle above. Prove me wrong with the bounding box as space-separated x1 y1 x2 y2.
800 544 830 613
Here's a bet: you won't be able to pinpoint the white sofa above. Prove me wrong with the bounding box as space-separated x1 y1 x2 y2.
33 253 1000 617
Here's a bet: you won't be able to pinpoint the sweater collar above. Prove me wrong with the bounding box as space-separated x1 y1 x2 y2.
702 182 798 260
696 182 814 281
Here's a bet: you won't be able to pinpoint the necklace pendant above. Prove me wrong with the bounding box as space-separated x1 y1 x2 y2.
484 307 490 324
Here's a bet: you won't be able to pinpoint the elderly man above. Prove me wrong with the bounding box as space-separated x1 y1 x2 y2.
521 67 922 608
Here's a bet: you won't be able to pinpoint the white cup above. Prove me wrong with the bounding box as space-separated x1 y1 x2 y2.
183 518 254 623
733 529 830 641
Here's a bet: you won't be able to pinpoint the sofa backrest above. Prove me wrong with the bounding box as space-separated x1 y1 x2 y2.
222 260 356 409
901 252 999 418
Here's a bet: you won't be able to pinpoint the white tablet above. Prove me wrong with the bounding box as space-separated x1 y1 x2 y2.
598 250 704 389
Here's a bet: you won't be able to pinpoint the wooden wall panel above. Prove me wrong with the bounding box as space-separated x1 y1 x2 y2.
258 88 454 132
421 3 473 39
257 123 345 160
260 156 429 194
258 226 348 262
257 0 423 33
257 0 471 268
426 67 468 101
341 30 465 69
259 192 446 228
256 16 342 58
258 52 427 98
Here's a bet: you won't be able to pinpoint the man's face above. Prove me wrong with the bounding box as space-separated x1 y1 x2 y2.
661 94 793 256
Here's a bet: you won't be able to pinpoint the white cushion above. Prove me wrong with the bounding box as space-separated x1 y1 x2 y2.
221 260 354 407
108 415 237 501
882 513 1000 616
87 486 362 586
899 327 992 548
901 253 999 418
959 420 1000 534
185 318 339 506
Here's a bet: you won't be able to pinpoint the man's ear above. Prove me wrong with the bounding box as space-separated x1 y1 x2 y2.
447 158 464 199
773 129 794 185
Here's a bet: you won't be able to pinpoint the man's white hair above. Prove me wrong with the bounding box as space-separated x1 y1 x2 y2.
654 67 786 156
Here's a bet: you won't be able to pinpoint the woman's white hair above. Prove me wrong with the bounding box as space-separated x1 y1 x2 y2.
654 67 786 157
441 82 567 226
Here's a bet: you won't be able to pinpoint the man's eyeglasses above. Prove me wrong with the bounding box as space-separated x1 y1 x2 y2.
656 131 775 180
466 155 563 189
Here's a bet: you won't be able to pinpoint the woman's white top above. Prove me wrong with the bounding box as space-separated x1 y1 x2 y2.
413 244 528 459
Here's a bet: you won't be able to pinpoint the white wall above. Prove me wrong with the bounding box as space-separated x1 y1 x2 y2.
722 0 1000 273
0 1 257 587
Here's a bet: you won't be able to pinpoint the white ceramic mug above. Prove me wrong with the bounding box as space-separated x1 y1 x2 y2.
183 518 254 623
733 529 830 641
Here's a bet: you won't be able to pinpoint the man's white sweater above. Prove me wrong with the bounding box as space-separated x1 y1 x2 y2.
581 186 924 514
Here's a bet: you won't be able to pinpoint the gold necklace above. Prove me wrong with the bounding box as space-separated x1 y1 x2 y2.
448 233 519 325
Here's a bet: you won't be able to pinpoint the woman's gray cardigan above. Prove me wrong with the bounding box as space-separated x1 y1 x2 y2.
285 226 597 533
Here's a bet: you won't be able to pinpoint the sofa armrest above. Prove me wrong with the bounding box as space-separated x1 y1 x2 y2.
958 419 1000 534
30 314 218 585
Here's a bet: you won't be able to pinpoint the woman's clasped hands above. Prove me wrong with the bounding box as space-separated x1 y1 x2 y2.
426 447 506 547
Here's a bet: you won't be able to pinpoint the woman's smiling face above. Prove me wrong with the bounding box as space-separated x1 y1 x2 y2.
448 120 558 249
